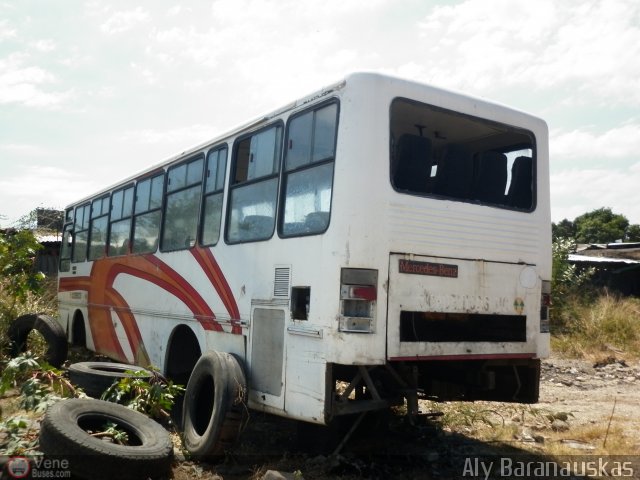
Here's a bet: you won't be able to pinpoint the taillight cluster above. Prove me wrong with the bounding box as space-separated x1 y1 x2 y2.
339 268 377 333
540 280 551 333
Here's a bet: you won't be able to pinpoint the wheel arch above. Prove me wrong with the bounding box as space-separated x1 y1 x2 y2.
164 324 203 385
71 309 87 347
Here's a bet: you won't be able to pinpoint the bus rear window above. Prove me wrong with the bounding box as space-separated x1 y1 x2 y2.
390 98 535 211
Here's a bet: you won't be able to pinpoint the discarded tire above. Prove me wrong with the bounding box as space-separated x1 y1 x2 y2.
68 362 153 398
182 351 248 459
7 313 68 367
39 398 172 480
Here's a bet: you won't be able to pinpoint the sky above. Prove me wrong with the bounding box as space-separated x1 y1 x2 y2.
1 0 639 227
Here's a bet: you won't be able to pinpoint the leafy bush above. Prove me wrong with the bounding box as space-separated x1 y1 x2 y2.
551 237 594 327
0 230 54 356
0 353 82 411
101 369 184 421
0 353 83 455
0 230 45 306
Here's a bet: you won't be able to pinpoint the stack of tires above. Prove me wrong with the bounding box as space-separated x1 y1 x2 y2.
7 314 249 479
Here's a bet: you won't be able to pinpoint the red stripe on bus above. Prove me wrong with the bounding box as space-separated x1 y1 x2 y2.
105 288 150 365
58 277 92 291
388 353 537 361
102 255 221 331
191 248 242 334
59 275 127 362
136 255 222 331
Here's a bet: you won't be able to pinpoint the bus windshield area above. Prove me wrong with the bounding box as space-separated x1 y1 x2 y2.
390 98 535 211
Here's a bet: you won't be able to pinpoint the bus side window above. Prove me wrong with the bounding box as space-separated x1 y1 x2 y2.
227 124 282 244
72 204 90 263
201 146 228 246
109 185 134 256
132 173 164 254
162 155 204 251
281 101 338 237
88 195 110 261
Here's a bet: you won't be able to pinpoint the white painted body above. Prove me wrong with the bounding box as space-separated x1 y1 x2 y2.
58 73 551 425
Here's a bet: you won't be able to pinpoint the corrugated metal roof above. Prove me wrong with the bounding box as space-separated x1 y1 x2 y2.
35 234 61 243
568 254 640 265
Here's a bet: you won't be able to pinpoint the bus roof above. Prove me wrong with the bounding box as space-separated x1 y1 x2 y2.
65 72 544 209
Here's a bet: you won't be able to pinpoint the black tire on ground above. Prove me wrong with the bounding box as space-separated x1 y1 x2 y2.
39 398 173 480
67 362 153 398
182 351 248 459
7 313 68 368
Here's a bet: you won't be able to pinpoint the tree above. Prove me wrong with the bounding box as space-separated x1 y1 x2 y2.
14 208 63 234
625 224 640 242
574 207 629 244
551 237 594 318
552 218 576 240
0 229 45 320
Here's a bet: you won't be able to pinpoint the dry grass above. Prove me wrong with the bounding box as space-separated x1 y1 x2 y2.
0 278 58 357
551 292 640 360
422 400 639 456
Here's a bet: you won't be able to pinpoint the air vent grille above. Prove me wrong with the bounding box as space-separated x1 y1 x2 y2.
274 267 291 298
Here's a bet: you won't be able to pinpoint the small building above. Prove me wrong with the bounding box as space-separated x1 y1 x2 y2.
0 228 61 278
35 233 61 277
569 242 640 296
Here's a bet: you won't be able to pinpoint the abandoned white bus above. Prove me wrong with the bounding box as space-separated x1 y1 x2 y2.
57 72 551 455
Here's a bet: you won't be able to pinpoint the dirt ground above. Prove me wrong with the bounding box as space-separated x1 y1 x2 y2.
538 355 640 449
172 355 640 480
2 354 638 479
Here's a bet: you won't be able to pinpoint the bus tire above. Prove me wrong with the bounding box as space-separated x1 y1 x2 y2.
7 313 68 368
68 362 153 398
182 351 248 459
39 398 172 480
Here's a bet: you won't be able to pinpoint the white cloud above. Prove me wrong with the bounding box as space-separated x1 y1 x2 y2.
167 5 181 16
0 143 47 156
551 123 640 162
121 124 221 149
30 39 56 52
100 7 150 35
416 0 640 104
0 53 69 107
551 162 640 223
0 18 16 40
0 166 102 226
130 62 157 85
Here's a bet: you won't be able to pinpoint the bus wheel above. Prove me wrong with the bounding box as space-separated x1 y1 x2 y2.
68 362 153 398
182 351 248 459
7 313 68 368
39 398 173 480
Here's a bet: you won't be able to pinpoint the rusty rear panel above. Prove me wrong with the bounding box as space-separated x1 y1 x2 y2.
387 253 542 360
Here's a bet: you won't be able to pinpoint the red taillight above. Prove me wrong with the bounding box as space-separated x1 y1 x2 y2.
344 285 377 301
339 268 378 333
540 280 551 333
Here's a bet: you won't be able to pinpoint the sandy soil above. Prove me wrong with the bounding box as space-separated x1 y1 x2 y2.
538 355 640 449
172 355 640 479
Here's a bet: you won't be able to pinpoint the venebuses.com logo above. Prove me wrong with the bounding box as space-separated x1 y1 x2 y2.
6 457 30 479
3 456 71 479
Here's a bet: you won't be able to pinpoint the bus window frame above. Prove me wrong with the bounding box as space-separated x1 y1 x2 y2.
88 194 111 261
71 203 91 264
278 98 339 239
160 153 206 253
389 97 538 213
225 121 284 245
107 183 135 257
132 170 165 255
200 144 229 247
